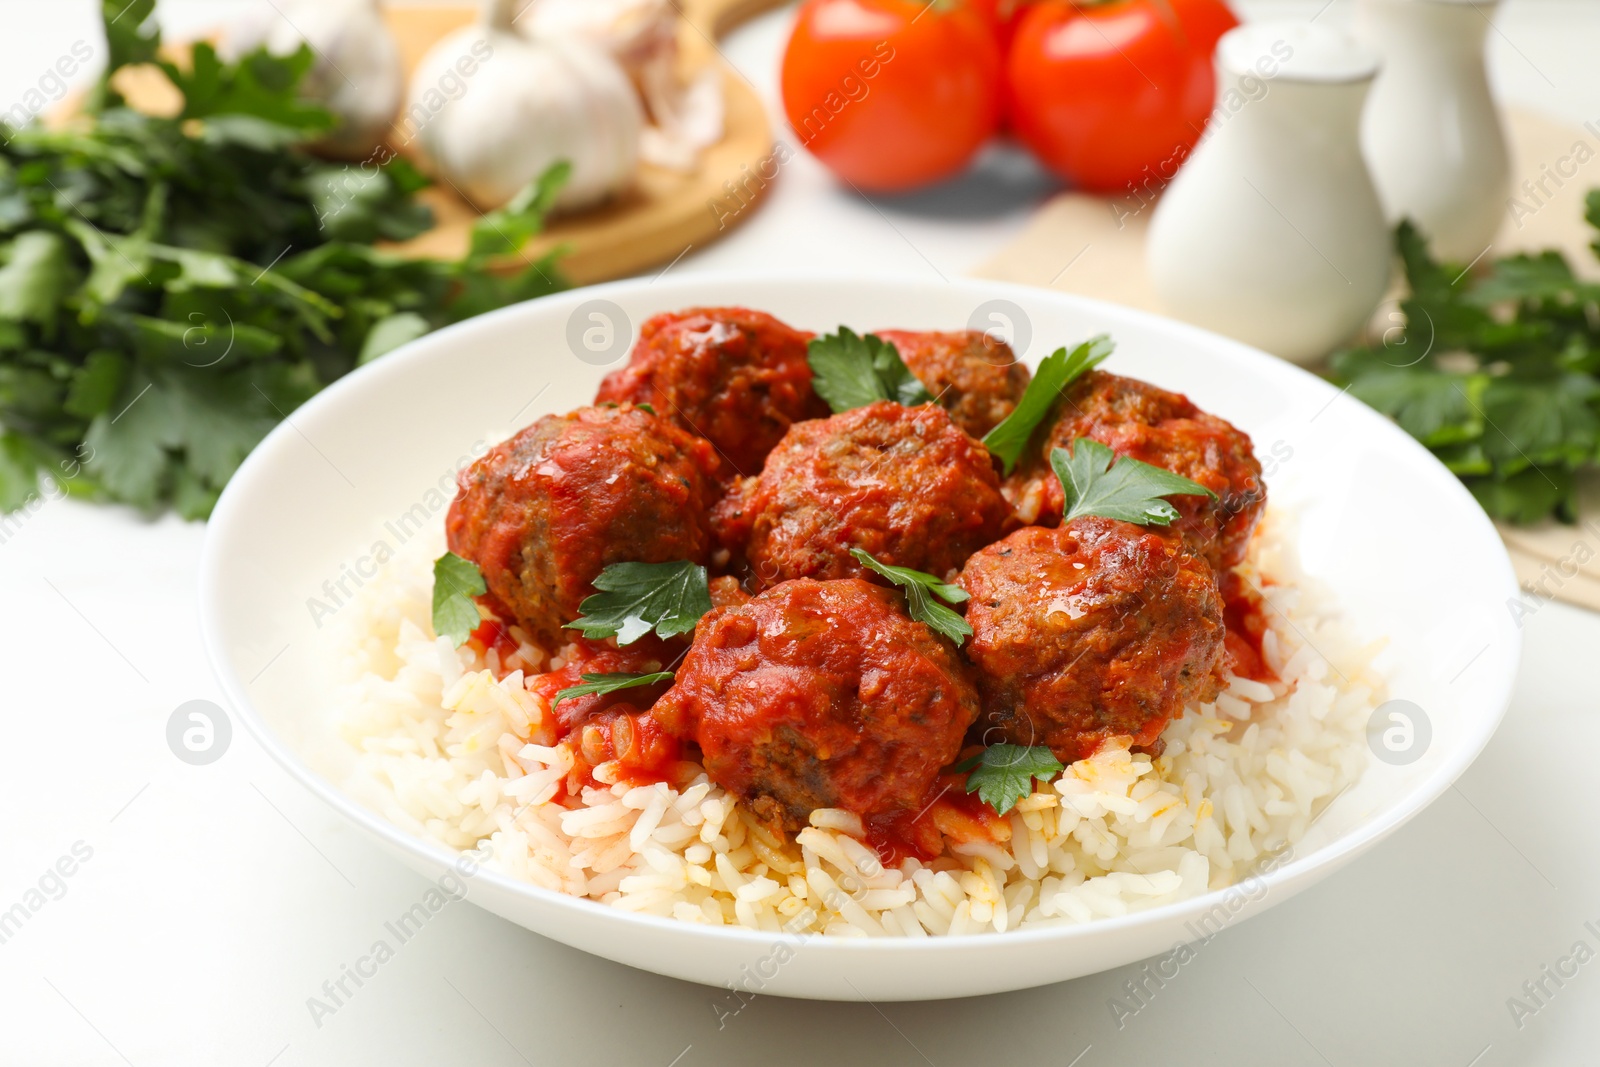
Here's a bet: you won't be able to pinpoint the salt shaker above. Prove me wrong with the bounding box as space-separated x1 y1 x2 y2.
1355 0 1511 263
1147 24 1391 366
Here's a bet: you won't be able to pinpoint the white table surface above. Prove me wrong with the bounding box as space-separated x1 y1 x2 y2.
3 2 1599 1064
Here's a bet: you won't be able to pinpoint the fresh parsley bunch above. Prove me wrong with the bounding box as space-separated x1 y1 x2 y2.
0 0 567 520
1331 203 1600 525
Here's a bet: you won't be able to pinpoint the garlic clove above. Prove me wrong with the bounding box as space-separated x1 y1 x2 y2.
520 0 678 75
518 0 725 172
639 65 725 173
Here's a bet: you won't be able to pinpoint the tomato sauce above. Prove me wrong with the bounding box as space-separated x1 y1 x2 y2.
466 614 523 666
508 636 688 797
1220 570 1277 683
865 771 1010 866
566 709 689 790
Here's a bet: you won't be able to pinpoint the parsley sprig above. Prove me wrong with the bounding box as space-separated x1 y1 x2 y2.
432 552 487 647
806 328 933 413
552 671 674 708
0 0 568 519
983 335 1114 474
956 744 1065 815
850 548 971 644
1053 439 1215 525
1331 209 1600 524
568 561 713 645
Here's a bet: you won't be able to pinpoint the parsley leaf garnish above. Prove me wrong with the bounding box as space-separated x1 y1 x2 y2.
957 744 1065 816
983 335 1114 474
807 328 934 413
568 561 713 644
849 548 972 644
432 553 487 647
552 671 675 708
1052 439 1216 525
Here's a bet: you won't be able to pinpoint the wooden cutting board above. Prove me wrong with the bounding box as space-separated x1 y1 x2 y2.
974 107 1600 614
106 0 788 285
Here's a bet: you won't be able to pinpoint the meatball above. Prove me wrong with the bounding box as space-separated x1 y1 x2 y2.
959 517 1224 765
1008 371 1265 569
594 307 826 476
653 578 980 830
714 401 1012 589
446 405 721 646
875 329 1031 439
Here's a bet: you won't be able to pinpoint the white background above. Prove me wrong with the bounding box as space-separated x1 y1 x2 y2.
2 1 1599 1064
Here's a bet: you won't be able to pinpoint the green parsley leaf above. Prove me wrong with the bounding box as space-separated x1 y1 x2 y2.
873 340 934 408
1479 374 1600 470
310 160 435 245
161 367 282 490
432 552 487 647
467 162 572 264
960 744 1065 816
95 0 160 101
1465 467 1576 525
983 334 1114 474
552 671 675 708
0 432 41 512
0 231 73 328
358 312 431 365
568 561 713 645
82 373 179 509
806 327 934 414
165 42 333 135
1329 211 1600 524
1331 347 1485 447
1392 220 1500 353
1466 251 1593 307
1052 439 1216 526
849 548 972 644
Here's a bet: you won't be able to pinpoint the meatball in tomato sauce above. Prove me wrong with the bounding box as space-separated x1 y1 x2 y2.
653 578 980 830
714 401 1011 590
1008 371 1265 569
875 329 1031 439
595 307 826 476
446 405 721 646
959 517 1224 765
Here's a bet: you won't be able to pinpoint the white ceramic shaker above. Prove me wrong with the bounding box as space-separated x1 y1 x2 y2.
1147 24 1391 366
1355 0 1511 263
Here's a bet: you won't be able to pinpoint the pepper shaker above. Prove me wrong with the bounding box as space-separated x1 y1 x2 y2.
1147 24 1391 366
1355 0 1511 263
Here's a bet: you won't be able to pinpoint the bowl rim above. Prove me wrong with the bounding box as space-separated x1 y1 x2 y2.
199 271 1523 954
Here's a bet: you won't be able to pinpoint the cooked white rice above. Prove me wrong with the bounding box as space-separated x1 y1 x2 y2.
336 510 1380 936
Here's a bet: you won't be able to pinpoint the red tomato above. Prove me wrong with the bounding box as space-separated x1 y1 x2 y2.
781 0 1003 193
1169 0 1241 53
971 0 1024 50
1005 0 1238 194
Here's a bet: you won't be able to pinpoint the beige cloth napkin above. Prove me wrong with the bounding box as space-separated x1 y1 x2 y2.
973 107 1600 613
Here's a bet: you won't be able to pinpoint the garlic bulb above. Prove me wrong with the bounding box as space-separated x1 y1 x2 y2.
519 0 725 172
221 0 404 158
406 0 642 212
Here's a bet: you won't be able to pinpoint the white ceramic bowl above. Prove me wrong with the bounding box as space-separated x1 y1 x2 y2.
200 275 1521 1001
